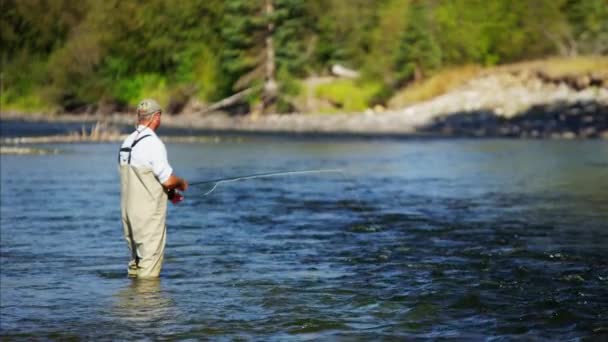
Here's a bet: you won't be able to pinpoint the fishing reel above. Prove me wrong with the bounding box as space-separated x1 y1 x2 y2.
167 189 184 204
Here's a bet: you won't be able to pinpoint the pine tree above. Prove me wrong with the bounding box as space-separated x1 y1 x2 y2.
220 0 274 113
220 0 312 113
393 3 441 85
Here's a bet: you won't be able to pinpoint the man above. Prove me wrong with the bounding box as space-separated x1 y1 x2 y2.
118 99 188 278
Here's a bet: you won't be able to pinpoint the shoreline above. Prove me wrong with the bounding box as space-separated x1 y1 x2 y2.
2 67 607 140
3 101 607 141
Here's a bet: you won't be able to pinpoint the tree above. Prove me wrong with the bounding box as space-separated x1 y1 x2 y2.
220 0 314 113
563 0 608 55
220 0 272 113
3 0 608 113
364 0 411 85
394 2 441 84
308 0 380 70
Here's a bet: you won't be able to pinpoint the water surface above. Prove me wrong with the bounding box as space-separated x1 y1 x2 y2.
1 138 607 339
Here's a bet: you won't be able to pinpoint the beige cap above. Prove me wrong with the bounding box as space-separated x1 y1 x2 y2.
136 99 162 116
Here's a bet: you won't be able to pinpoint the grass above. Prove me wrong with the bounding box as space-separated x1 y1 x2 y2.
314 79 383 113
1 91 58 114
503 56 608 78
388 65 482 108
388 56 607 109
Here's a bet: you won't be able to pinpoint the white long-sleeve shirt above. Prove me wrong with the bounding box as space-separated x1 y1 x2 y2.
118 126 173 183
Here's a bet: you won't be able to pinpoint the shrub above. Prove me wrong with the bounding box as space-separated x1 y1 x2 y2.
112 74 169 108
314 79 383 113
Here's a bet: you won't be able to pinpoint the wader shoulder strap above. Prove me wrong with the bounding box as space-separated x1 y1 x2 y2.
118 134 151 164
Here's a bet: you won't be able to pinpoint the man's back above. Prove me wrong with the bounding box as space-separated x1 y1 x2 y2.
119 126 173 184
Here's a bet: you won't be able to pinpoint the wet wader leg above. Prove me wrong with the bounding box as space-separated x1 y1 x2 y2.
119 164 168 279
133 220 167 278
122 217 140 277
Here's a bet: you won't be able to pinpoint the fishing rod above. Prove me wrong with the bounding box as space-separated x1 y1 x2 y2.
168 169 343 202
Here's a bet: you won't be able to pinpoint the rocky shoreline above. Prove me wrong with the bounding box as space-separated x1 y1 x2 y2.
2 68 607 139
422 101 608 138
137 69 608 139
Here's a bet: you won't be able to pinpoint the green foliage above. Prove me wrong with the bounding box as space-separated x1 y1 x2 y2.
563 0 608 54
274 0 315 77
174 46 222 101
309 0 380 68
275 67 302 112
220 0 266 93
433 0 515 65
1 55 55 113
219 0 314 111
363 0 411 84
394 3 441 84
1 92 55 113
0 0 89 58
314 80 383 113
112 74 168 107
2 0 607 114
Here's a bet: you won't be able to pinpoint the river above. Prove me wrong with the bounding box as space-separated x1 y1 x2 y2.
1 134 607 339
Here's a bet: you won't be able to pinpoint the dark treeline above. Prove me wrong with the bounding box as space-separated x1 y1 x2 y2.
1 0 607 114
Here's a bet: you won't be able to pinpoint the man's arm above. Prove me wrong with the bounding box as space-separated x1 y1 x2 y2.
162 174 188 191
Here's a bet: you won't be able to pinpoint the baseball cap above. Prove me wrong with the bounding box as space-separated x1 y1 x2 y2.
136 99 162 116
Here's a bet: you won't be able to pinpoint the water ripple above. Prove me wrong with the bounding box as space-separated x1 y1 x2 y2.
2 140 608 339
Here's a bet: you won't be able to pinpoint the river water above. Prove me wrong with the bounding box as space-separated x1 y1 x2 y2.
1 136 607 339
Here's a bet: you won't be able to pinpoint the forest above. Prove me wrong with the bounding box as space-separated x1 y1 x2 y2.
1 0 607 114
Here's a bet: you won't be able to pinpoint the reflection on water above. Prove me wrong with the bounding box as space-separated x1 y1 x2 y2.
1 139 607 339
112 279 176 326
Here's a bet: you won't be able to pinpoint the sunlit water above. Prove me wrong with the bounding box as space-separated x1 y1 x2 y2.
1 137 607 339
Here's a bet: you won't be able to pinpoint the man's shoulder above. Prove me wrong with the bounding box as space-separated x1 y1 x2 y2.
120 131 137 147
122 128 162 144
137 131 165 151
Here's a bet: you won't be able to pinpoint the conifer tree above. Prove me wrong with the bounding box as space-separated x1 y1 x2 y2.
393 3 441 85
220 0 311 113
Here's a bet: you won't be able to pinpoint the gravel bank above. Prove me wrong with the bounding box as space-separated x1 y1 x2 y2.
2 70 607 138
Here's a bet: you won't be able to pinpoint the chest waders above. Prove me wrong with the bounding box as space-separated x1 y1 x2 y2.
118 133 168 278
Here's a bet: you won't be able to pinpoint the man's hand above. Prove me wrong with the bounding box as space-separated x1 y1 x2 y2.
167 189 184 204
162 174 188 191
176 179 188 191
164 175 187 205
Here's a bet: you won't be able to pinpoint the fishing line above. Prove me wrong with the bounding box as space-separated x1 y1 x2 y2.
187 168 379 229
190 169 343 196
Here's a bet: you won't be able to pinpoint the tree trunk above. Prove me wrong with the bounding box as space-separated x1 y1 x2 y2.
413 64 423 82
262 0 277 111
201 88 254 114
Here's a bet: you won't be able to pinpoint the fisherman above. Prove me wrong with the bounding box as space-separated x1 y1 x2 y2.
118 99 188 278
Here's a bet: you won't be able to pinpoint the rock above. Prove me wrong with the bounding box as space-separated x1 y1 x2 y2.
589 73 605 87
575 75 591 90
373 104 385 113
581 127 596 137
330 64 360 79
561 274 585 283
0 146 60 155
182 98 207 114
562 131 576 139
